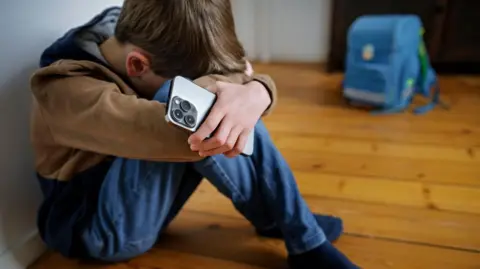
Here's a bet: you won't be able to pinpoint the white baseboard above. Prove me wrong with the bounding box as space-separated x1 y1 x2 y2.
0 231 46 269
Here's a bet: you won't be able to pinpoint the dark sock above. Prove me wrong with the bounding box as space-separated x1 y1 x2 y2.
256 214 343 242
288 241 360 269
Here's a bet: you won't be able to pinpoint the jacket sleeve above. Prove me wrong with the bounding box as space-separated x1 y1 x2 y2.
32 75 203 162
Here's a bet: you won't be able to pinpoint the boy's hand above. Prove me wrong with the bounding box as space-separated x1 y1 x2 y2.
188 80 271 158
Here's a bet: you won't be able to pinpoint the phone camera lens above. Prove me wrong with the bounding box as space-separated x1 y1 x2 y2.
180 100 192 112
172 96 181 105
172 109 184 121
184 115 196 127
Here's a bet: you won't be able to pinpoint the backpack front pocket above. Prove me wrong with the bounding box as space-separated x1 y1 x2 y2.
344 63 390 105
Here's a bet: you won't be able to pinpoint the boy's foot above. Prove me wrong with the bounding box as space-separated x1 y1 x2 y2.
256 214 343 242
288 241 360 269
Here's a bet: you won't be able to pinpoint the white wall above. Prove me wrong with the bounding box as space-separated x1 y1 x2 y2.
0 1 123 268
232 0 332 62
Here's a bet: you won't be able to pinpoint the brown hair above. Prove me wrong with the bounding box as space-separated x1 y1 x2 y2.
115 0 246 79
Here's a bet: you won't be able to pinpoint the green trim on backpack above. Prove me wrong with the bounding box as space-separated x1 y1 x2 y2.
418 28 429 85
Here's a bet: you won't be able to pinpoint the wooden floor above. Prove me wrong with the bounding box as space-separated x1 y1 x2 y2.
30 64 480 269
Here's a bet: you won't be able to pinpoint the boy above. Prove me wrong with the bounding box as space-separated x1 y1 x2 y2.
30 1 358 268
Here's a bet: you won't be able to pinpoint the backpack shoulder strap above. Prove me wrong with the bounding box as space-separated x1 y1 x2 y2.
413 79 450 114
413 29 449 114
413 81 440 114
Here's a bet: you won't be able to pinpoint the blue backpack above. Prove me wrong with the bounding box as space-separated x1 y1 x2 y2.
343 15 446 114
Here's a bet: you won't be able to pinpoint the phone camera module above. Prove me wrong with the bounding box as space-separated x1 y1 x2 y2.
170 96 197 129
180 100 192 112
172 109 184 121
184 115 196 128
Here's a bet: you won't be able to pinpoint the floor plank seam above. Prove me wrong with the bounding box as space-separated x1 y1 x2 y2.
267 129 480 149
290 169 480 189
300 193 480 217
343 233 480 254
269 130 480 149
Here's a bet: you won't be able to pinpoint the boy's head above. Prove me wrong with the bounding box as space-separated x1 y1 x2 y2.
114 0 246 87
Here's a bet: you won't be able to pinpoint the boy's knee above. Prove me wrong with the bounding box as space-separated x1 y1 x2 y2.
84 235 156 262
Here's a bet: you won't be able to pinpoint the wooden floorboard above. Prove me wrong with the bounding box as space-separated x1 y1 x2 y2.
265 119 480 149
281 149 480 187
294 171 480 214
272 132 477 163
30 63 480 268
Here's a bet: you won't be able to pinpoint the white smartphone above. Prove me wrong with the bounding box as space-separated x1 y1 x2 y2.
165 76 254 156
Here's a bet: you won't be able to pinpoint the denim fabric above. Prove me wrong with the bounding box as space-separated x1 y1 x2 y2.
80 81 325 261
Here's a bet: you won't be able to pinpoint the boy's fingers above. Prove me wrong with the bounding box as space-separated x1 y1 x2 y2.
225 129 249 158
188 105 225 145
189 81 232 145
199 120 232 151
199 126 242 157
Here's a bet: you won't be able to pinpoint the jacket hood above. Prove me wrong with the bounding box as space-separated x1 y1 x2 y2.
39 7 121 68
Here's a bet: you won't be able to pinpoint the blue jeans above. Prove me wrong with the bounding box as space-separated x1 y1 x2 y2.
80 82 325 262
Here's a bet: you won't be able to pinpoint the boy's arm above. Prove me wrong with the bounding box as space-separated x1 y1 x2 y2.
31 65 276 161
32 75 203 162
